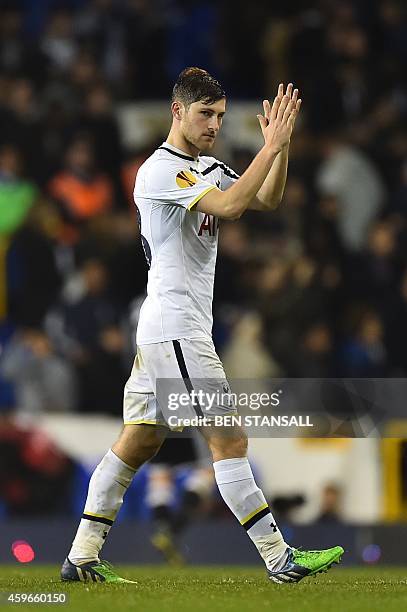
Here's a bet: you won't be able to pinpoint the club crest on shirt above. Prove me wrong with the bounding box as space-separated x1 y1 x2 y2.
176 170 197 188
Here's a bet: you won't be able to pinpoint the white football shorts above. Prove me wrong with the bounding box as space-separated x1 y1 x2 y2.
123 338 237 430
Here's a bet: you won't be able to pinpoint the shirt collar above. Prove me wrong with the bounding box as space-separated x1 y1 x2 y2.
159 141 199 162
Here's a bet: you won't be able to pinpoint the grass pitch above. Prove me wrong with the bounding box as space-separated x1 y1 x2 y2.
1 565 407 612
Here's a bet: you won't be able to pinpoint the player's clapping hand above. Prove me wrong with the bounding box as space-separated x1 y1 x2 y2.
257 83 301 153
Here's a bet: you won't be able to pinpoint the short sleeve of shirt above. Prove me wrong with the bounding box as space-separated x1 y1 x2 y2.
200 156 239 191
219 162 239 191
136 159 218 211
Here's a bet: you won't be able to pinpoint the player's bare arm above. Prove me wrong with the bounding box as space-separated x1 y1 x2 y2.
195 90 300 220
248 83 301 211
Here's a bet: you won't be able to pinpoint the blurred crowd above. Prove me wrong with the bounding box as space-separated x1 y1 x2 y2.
0 0 406 421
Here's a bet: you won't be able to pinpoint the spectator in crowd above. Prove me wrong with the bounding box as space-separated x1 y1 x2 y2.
214 222 253 312
6 206 62 327
0 145 38 320
72 210 147 309
349 219 404 309
0 79 44 181
0 145 37 239
315 483 343 524
316 133 385 252
294 321 335 378
222 313 282 379
72 85 123 195
1 328 77 416
48 137 113 244
41 9 78 74
74 0 127 86
340 310 389 377
46 257 126 415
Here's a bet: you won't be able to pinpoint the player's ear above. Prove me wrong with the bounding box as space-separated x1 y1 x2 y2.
171 101 184 121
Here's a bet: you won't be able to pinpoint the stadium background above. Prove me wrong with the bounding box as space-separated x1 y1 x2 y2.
0 0 406 567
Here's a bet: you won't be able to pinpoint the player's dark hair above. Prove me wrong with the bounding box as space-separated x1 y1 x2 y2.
172 67 225 106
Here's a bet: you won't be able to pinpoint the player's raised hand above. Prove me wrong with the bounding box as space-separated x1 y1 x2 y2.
257 83 301 152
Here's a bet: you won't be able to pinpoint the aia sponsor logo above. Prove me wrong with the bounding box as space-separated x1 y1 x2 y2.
198 214 218 237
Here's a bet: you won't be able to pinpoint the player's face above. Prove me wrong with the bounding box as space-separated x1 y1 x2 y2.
182 98 226 152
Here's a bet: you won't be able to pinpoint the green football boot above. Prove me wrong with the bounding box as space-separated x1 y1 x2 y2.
61 558 137 583
267 546 344 584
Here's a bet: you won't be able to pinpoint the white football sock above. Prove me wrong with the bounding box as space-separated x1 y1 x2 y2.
213 457 288 570
69 449 136 565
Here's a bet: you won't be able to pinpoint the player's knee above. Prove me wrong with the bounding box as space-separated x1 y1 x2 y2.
208 431 248 461
132 435 164 467
124 443 160 469
112 426 164 468
227 434 248 458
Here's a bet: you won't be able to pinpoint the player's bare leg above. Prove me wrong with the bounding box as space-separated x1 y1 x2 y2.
61 424 167 583
200 424 344 584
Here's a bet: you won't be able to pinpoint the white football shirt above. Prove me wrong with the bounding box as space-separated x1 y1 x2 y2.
134 142 238 345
